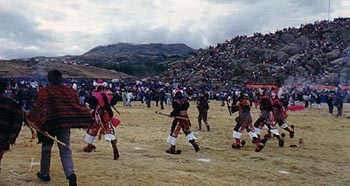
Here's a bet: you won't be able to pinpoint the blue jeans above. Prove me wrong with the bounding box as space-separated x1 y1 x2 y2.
40 128 75 177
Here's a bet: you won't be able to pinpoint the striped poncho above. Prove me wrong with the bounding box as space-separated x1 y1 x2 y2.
28 84 93 130
0 95 23 151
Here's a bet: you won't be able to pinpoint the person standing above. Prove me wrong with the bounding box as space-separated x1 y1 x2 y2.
0 79 23 173
315 92 321 110
28 70 93 186
159 88 166 110
166 91 200 154
145 89 152 108
326 91 334 115
154 89 160 107
121 89 128 106
196 94 210 131
126 91 134 106
334 89 344 117
78 87 87 106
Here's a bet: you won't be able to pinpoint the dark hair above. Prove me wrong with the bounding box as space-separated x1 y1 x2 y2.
95 85 104 92
47 70 62 85
174 91 183 99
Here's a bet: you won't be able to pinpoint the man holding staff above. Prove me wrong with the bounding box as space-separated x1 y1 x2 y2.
28 70 93 186
165 90 200 155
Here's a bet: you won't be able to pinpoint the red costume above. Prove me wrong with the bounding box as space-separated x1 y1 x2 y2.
84 85 120 160
254 93 284 147
272 94 294 139
231 93 265 152
166 91 199 154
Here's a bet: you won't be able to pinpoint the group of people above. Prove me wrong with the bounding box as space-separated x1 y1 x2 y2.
0 70 121 186
227 88 295 152
2 69 348 186
0 70 211 185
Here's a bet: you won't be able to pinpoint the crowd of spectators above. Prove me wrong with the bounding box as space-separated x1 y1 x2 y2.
2 76 348 119
166 17 350 87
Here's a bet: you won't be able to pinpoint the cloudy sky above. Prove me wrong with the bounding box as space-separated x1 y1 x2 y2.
0 0 349 59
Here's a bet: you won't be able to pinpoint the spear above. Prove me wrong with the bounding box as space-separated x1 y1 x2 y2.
155 111 190 121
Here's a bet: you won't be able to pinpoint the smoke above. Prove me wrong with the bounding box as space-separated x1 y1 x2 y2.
284 75 312 86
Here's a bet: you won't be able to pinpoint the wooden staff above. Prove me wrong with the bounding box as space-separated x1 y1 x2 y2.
24 112 68 148
111 105 120 115
226 100 232 116
155 111 190 121
22 111 37 142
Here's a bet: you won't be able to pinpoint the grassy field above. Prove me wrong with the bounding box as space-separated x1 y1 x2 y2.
1 101 349 186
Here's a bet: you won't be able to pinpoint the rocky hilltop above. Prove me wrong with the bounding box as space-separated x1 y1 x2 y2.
161 18 350 87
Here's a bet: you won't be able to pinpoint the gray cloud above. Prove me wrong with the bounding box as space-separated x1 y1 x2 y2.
0 9 56 58
201 0 335 48
0 11 51 45
0 0 348 59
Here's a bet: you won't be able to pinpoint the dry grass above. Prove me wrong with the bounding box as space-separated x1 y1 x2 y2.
1 101 350 186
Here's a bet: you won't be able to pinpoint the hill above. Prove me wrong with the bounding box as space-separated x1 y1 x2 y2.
160 18 350 87
0 59 133 80
72 43 196 76
0 43 196 79
83 43 195 56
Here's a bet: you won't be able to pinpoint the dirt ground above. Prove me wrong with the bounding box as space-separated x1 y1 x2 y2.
0 101 349 186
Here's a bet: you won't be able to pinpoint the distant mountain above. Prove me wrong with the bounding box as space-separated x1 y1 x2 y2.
71 43 197 77
83 43 195 56
0 43 196 80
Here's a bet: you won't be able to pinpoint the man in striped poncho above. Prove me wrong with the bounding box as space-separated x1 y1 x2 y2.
0 79 23 173
28 70 93 186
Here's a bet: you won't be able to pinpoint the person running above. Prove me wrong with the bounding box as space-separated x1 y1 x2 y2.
271 93 295 139
166 91 200 154
253 90 284 147
231 92 265 152
83 82 120 160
